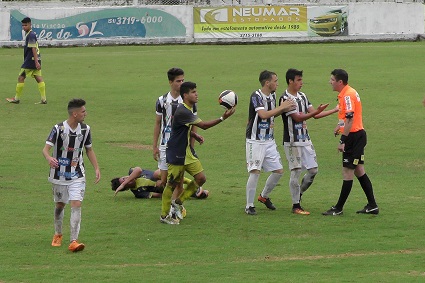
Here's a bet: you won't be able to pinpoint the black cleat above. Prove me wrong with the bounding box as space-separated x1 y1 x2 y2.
322 206 343 216
245 206 257 215
356 204 379 215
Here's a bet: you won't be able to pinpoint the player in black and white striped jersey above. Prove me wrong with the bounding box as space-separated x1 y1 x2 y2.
280 68 338 215
244 70 296 215
42 98 100 252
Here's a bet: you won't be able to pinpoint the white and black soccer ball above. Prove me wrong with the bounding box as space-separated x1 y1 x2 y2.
218 90 238 110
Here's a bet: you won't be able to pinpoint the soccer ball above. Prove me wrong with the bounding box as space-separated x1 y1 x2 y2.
218 90 238 110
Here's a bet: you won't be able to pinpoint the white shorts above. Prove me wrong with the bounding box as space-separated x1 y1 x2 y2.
284 144 318 171
246 140 282 172
52 181 86 203
158 145 168 171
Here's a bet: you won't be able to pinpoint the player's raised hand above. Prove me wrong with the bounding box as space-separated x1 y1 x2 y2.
317 103 329 111
222 106 236 120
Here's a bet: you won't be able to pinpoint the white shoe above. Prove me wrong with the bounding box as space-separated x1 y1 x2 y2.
171 200 183 220
160 215 179 225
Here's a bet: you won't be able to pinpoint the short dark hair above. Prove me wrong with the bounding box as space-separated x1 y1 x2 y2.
111 178 129 191
180 81 196 98
331 69 349 84
111 178 120 191
286 68 303 85
167 67 184 82
259 70 276 86
67 98 86 113
21 17 31 24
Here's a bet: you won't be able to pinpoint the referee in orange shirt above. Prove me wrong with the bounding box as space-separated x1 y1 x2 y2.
322 69 379 216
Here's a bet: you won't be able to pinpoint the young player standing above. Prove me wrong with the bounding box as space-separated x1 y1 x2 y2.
7 17 47 104
245 70 296 215
153 68 204 219
160 81 235 224
42 99 101 252
280 68 338 215
322 69 379 216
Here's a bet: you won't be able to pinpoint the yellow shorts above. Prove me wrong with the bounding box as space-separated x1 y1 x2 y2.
167 160 204 187
19 68 42 78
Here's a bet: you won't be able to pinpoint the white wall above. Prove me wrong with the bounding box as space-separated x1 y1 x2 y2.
0 2 424 46
349 3 424 35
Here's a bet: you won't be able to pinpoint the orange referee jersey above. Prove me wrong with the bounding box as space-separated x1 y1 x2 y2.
337 84 364 133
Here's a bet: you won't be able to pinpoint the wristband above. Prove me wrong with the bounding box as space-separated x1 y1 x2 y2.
339 135 347 144
219 117 224 121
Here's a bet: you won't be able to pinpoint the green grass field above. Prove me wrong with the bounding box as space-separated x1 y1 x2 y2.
1 42 425 282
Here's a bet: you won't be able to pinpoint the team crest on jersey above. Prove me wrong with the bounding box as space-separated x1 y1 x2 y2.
71 157 79 167
77 134 84 141
60 133 68 140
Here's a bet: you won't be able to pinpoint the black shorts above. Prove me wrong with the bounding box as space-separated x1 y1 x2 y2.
131 188 151 199
342 129 367 169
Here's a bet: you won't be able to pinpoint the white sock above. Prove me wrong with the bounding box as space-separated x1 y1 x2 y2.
70 207 81 242
290 169 302 204
246 173 260 208
54 207 64 235
261 172 283 198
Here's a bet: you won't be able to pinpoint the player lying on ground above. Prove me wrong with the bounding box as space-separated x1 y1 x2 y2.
110 167 209 199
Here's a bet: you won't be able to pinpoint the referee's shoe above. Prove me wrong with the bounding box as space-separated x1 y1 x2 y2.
356 204 379 215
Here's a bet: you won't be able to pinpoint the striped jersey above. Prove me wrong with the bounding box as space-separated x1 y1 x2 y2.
280 90 312 146
45 120 92 185
246 89 277 142
155 92 197 146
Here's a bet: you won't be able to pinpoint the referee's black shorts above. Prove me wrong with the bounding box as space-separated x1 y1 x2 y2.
342 129 367 169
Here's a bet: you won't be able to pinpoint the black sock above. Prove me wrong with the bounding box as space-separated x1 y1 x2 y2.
357 174 377 207
335 180 353 210
293 203 301 209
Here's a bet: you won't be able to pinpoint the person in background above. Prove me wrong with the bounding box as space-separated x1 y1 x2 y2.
7 17 47 104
